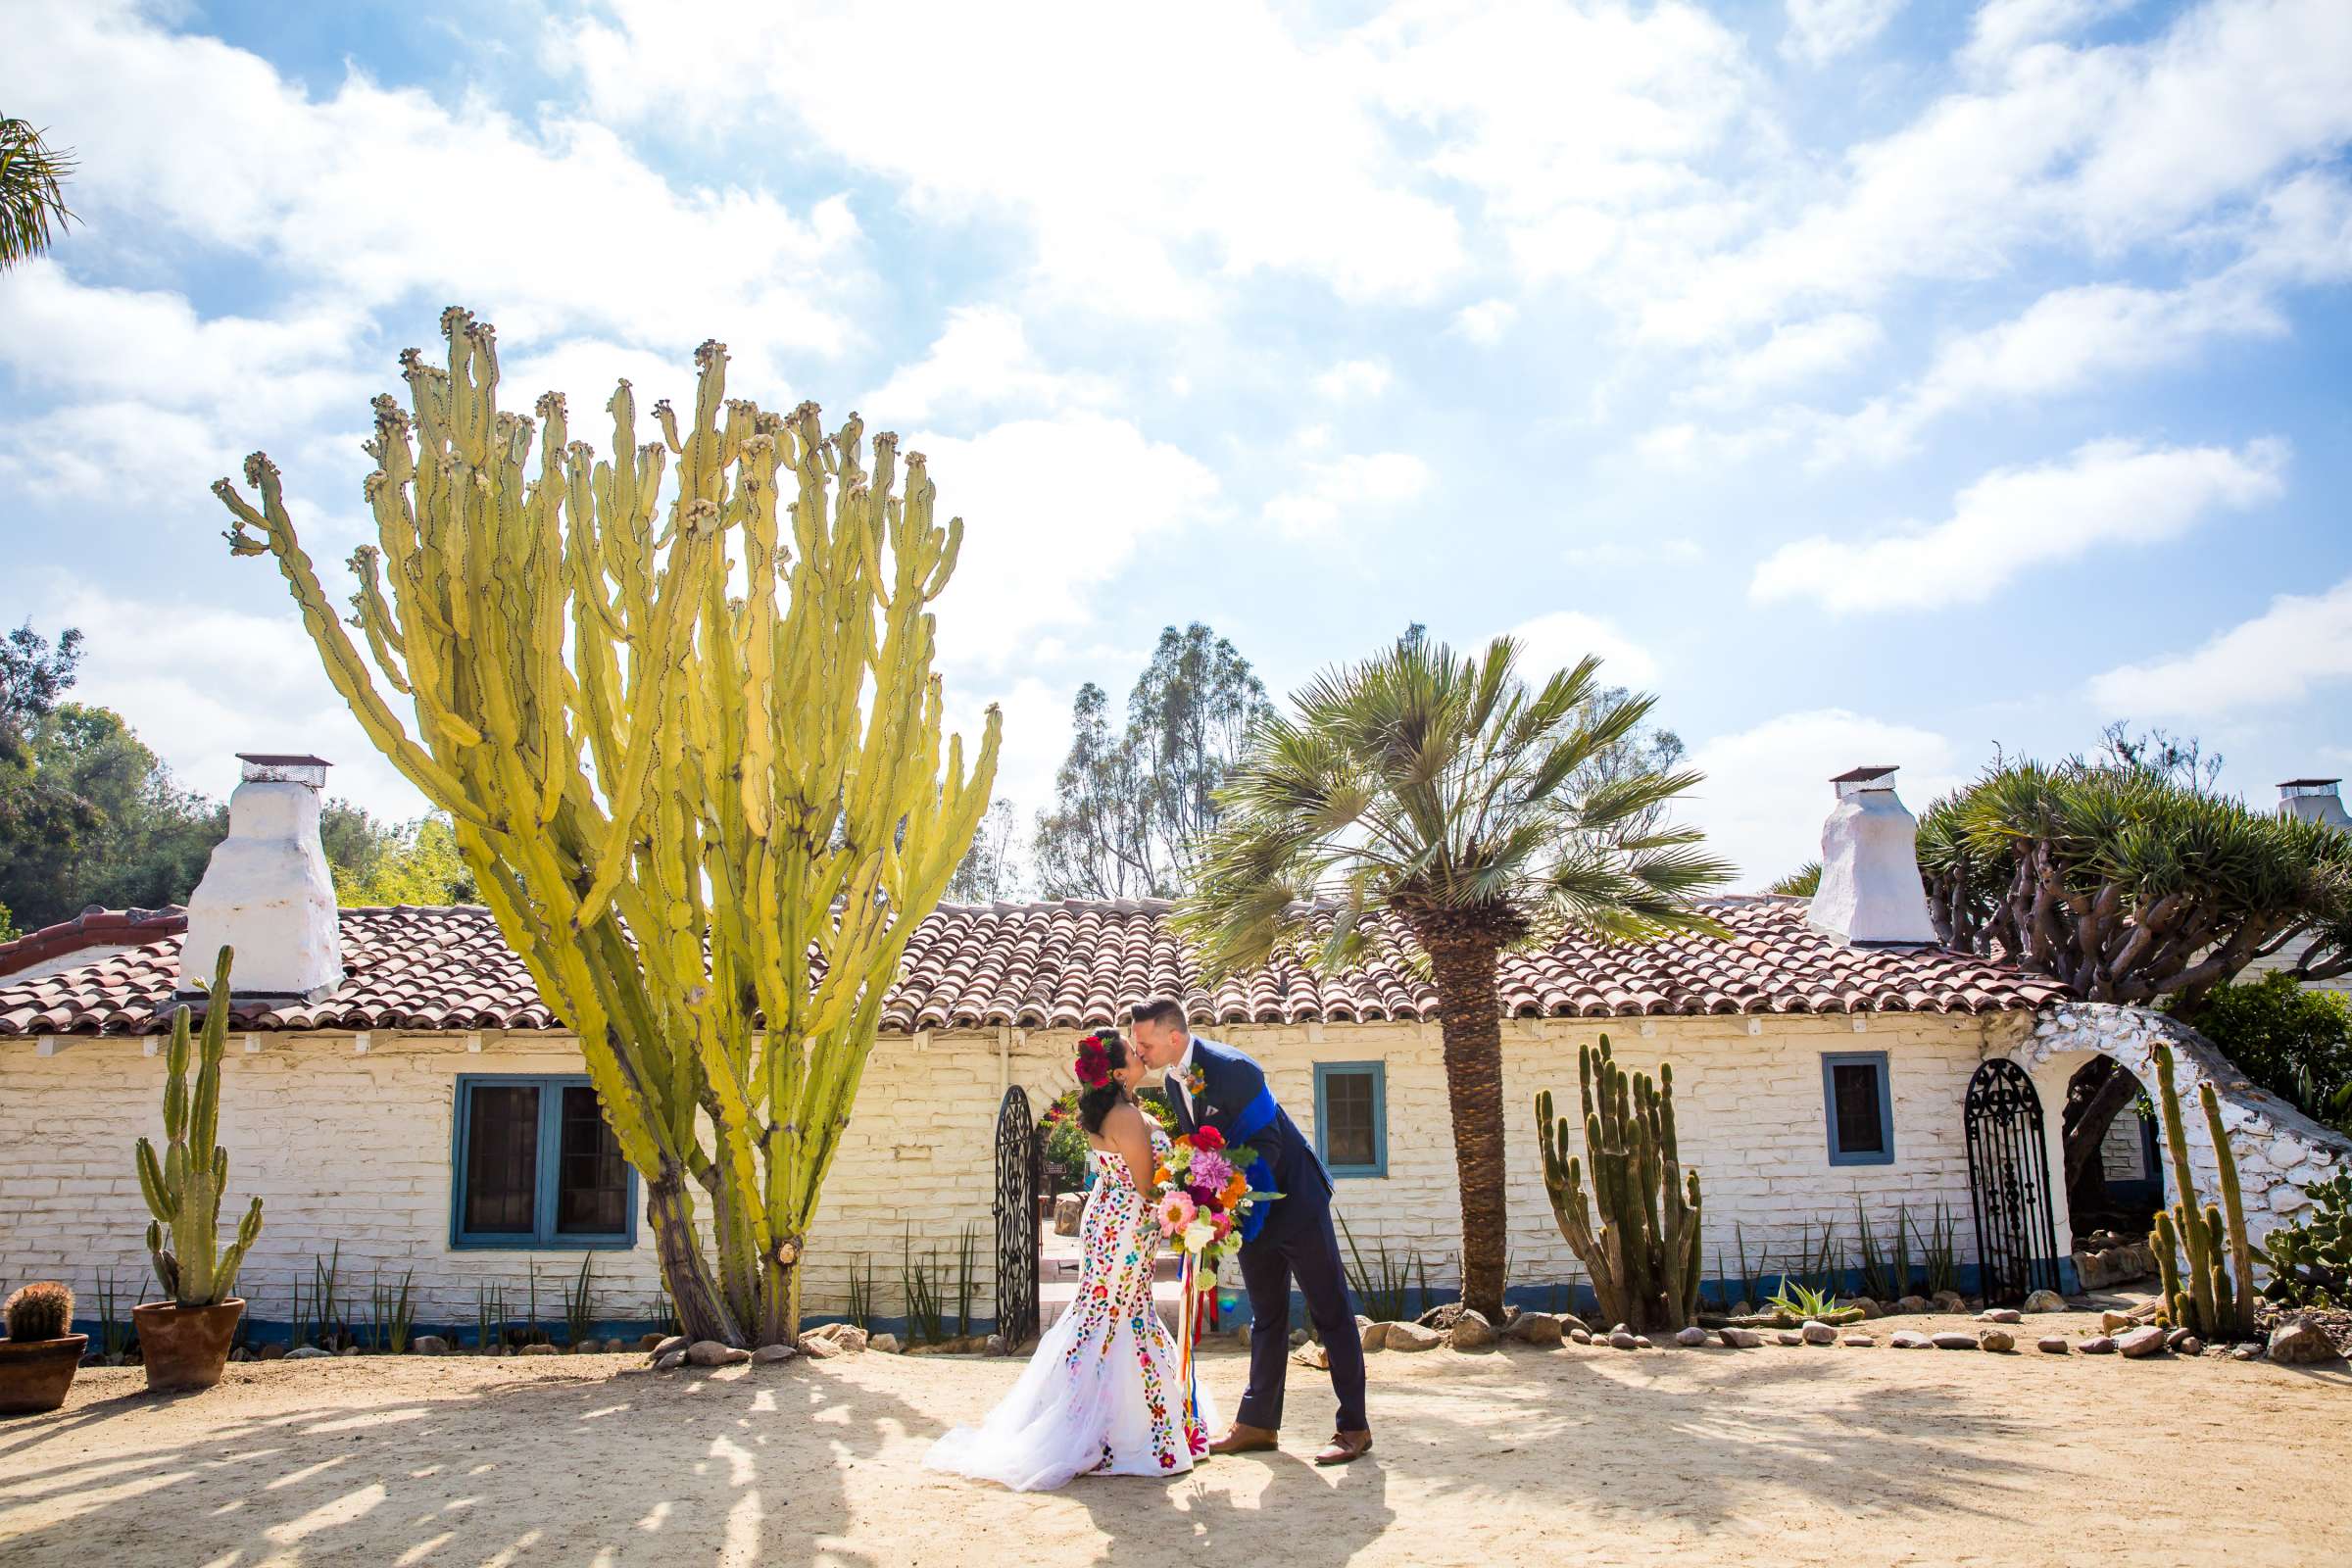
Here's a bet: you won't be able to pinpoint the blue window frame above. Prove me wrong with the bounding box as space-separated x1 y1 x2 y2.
1313 1061 1388 1178
1821 1052 1894 1166
451 1075 637 1250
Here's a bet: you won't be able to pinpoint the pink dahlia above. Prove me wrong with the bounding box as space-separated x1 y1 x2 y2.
1188 1149 1234 1192
1155 1190 1198 1237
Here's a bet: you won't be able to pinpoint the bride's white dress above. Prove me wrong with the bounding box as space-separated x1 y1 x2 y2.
925 1124 1213 1491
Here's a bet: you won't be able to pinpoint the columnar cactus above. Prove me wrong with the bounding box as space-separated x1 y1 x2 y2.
2147 1042 2256 1341
1538 1034 1702 1332
212 314 1000 1346
135 945 264 1307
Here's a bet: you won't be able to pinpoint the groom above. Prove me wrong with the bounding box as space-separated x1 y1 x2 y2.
1129 998 1372 1466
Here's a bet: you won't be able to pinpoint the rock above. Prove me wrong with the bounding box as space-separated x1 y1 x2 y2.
2073 1240 2158 1290
2231 1344 2265 1362
2021 1290 2067 1314
2037 1337 2070 1354
1895 1296 1931 1315
1674 1326 1708 1348
651 1335 689 1361
1360 1321 1390 1351
518 1343 559 1356
985 1334 1011 1356
2079 1335 2117 1354
412 1335 450 1355
687 1340 753 1367
1387 1321 1443 1351
1053 1193 1084 1237
1719 1328 1765 1348
259 1343 288 1360
1416 1302 1470 1332
1293 1341 1330 1370
2177 1336 2203 1356
227 1348 253 1362
1977 1308 2023 1324
285 1346 331 1360
655 1350 686 1370
2268 1315 2339 1365
1608 1330 1641 1350
800 1323 869 1354
2164 1326 2193 1350
574 1338 603 1354
2118 1325 2169 1358
1729 1300 1755 1317
1447 1310 1498 1349
799 1337 843 1360
1930 1332 1979 1350
753 1343 798 1363
1610 1322 1631 1335
340 1346 362 1357
869 1333 902 1354
638 1333 665 1352
1931 1291 1968 1313
2100 1310 2137 1334
1849 1298 1883 1319
1355 1314 1375 1339
1569 1328 1593 1346
1979 1329 2016 1352
1889 1331 1932 1348
1633 1336 1653 1348
1504 1311 1563 1347
1773 1329 1803 1347
1841 1334 1875 1348
1289 1328 1310 1348
1799 1320 1838 1346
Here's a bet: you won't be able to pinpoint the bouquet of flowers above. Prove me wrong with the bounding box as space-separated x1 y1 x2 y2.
1151 1125 1278 1274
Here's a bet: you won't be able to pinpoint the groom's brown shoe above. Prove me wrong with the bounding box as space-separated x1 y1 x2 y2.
1313 1430 1373 1466
1207 1422 1280 1456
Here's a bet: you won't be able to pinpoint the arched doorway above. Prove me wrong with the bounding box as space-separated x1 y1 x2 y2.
2060 1056 2162 1250
1963 1058 2062 1304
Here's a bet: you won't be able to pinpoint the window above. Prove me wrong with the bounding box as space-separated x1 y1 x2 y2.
452 1076 636 1249
1313 1062 1387 1178
1820 1052 1893 1166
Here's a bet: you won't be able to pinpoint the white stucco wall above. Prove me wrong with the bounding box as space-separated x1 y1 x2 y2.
0 1010 2027 1330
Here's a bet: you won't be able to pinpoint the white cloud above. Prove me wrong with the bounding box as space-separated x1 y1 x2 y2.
1959 0 2134 74
861 307 1116 429
2088 574 2352 715
1562 537 1705 568
555 0 1462 315
1687 709 1962 887
914 414 1221 657
1314 359 1395 402
1784 0 1906 66
1504 611 1660 687
1453 299 1519 344
1751 438 2288 612
1262 452 1432 540
1690 311 1882 408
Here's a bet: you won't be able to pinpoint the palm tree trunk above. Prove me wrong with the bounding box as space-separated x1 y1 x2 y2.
1423 933 1509 1321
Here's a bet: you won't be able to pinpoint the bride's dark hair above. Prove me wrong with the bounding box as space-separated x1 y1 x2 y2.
1076 1029 1131 1136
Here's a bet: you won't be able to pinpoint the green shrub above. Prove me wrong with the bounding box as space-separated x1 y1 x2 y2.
2262 1171 2352 1309
2182 973 2352 1136
1041 1086 1177 1190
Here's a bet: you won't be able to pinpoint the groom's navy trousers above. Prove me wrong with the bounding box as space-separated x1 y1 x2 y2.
1173 1037 1368 1434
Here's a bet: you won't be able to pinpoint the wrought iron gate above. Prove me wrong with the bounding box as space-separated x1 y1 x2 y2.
1963 1058 2061 1305
992 1086 1040 1345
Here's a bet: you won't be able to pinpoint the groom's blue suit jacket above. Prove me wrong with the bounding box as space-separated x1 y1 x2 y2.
1170 1037 1331 1235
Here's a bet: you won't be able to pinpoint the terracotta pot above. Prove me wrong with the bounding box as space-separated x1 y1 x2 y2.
0 1334 87 1416
133 1298 245 1392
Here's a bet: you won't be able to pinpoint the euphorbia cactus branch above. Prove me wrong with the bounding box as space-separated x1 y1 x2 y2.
214 313 1001 1346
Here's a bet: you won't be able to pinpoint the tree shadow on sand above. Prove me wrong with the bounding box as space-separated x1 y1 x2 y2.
0 1359 933 1568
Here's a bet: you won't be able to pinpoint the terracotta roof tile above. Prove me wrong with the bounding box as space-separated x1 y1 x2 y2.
0 896 2064 1038
0 906 189 979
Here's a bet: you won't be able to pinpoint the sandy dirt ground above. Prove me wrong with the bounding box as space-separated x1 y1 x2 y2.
2 1313 2346 1568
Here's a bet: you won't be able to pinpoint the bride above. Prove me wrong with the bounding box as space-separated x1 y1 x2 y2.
925 1029 1213 1490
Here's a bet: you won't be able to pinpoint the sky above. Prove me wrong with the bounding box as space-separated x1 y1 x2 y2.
2 0 2348 890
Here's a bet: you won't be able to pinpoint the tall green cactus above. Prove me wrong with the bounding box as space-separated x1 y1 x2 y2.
1537 1034 1702 1332
213 313 1000 1345
135 944 264 1307
2147 1042 2255 1341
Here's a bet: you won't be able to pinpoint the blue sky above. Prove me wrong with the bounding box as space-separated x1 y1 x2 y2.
2 0 2348 886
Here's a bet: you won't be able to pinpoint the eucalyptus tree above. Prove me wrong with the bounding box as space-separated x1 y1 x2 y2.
215 311 1000 1345
1176 635 1729 1319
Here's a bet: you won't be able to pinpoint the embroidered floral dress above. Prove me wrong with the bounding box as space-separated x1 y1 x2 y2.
926 1124 1212 1491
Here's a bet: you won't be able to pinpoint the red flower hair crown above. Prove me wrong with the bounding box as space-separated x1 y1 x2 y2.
1074 1034 1112 1090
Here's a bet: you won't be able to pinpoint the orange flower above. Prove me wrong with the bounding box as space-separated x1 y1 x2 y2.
1220 1171 1250 1208
1154 1165 1172 1187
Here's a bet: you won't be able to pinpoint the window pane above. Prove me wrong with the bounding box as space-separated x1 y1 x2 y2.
555 1086 629 1235
464 1086 539 1234
1324 1071 1377 1168
1832 1063 1885 1153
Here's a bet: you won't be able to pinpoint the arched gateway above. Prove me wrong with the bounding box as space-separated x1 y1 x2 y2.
1962 1058 2061 1304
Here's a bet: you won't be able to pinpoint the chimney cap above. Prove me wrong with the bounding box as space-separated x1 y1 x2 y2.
236 753 331 789
236 753 332 767
2278 778 2340 791
1829 765 1898 784
1831 765 1899 799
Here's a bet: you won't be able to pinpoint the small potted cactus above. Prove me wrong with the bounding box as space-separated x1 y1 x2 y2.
0 1282 86 1415
132 944 265 1392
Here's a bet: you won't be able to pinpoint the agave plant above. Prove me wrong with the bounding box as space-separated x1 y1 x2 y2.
1177 634 1728 1319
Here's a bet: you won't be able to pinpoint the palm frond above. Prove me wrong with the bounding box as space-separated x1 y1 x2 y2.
0 120 77 270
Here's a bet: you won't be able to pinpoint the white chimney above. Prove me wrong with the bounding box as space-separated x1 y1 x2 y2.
1806 764 1936 948
2278 778 2350 829
179 754 343 1003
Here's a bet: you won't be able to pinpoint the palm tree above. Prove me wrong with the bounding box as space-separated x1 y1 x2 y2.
1175 634 1730 1320
0 120 77 270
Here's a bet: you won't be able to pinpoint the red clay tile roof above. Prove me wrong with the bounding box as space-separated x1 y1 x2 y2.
0 906 189 980
0 897 2062 1038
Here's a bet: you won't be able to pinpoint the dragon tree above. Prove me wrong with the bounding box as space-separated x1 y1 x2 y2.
214 310 1000 1347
